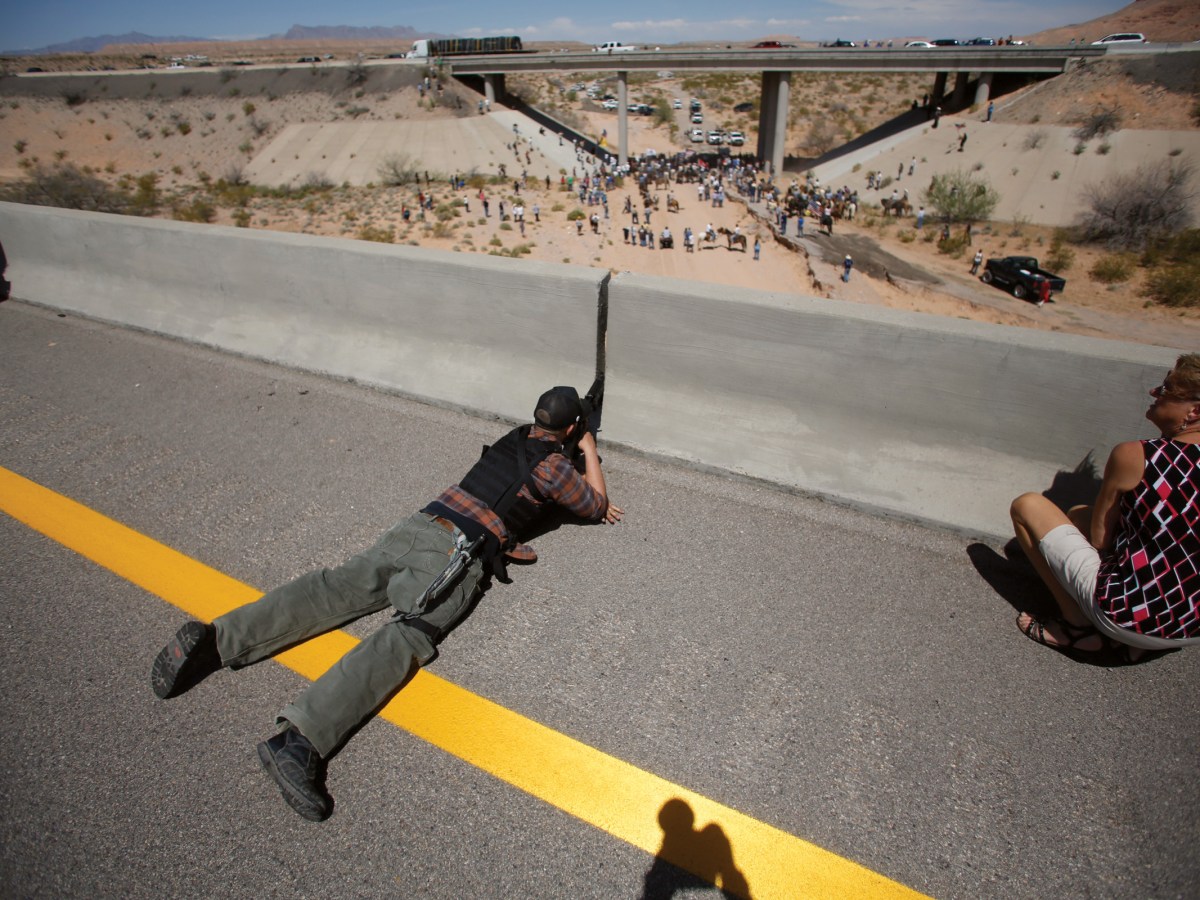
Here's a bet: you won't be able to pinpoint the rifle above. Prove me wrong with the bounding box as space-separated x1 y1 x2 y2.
565 375 605 470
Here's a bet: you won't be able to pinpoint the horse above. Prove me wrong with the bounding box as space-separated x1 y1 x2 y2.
718 227 748 252
880 197 912 217
667 196 681 213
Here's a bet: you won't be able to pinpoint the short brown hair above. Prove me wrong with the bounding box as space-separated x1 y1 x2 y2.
1172 353 1200 400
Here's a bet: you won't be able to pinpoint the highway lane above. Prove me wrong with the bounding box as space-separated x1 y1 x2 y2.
1 300 1197 899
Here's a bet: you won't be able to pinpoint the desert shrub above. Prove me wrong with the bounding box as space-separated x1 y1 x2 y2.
1142 229 1200 308
14 139 26 154
63 91 86 107
357 225 394 243
176 120 191 135
1145 266 1200 308
1073 106 1120 142
805 119 839 155
937 231 971 257
242 101 256 117
172 198 216 223
566 208 586 221
1090 253 1136 284
1044 230 1076 272
346 61 369 87
232 209 252 227
922 169 999 225
3 162 134 213
378 153 419 186
1078 160 1195 249
1023 129 1046 150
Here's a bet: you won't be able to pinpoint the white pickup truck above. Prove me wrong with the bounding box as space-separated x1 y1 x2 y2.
594 41 638 52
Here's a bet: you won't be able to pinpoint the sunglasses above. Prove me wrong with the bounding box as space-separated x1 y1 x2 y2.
1152 376 1196 402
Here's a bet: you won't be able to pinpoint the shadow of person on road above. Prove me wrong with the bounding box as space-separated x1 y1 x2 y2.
640 798 752 900
969 452 1102 614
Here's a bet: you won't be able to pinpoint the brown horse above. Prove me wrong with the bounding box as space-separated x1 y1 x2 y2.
718 227 748 252
667 196 681 213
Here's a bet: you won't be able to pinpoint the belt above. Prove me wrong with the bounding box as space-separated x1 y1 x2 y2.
428 514 460 536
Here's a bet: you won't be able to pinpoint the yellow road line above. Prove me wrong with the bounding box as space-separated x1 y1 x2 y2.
0 464 927 900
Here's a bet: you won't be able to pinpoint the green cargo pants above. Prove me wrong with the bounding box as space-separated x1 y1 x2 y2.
212 512 487 758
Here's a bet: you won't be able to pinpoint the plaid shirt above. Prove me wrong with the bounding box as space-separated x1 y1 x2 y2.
430 427 607 563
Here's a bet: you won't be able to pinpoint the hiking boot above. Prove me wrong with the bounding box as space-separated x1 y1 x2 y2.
150 621 220 699
257 727 333 822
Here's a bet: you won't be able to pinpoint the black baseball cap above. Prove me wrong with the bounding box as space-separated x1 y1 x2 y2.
534 386 582 429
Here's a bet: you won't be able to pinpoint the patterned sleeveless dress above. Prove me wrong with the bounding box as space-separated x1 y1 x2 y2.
1094 439 1200 640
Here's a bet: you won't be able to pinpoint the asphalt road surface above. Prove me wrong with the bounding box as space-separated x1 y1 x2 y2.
1 301 1196 899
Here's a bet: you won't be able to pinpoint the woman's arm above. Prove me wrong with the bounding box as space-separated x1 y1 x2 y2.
1090 441 1146 550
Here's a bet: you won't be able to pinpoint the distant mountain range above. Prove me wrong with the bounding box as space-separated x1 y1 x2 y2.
5 31 212 55
5 24 439 56
268 25 429 41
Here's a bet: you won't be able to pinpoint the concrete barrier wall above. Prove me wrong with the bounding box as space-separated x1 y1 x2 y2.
0 202 603 424
603 273 1181 537
2 203 1185 538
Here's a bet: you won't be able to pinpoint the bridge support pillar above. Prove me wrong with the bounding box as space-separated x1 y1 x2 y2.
617 71 629 167
483 73 505 106
931 71 948 106
974 72 994 107
952 71 970 106
757 71 790 176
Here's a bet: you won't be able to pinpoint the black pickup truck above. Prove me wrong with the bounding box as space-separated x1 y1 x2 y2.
980 256 1066 300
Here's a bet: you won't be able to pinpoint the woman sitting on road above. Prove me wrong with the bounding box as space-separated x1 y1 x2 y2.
1011 353 1200 660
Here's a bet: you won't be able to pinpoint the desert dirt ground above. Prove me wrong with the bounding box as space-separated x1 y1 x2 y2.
1 52 1197 350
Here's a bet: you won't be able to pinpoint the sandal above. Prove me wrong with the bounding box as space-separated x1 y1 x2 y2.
1016 613 1102 652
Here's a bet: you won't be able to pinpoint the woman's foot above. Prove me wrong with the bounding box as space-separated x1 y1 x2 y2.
1016 612 1104 653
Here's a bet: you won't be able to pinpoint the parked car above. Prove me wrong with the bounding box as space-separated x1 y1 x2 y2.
594 41 638 52
707 130 724 145
1092 33 1147 44
673 98 682 108
904 40 935 48
690 128 705 143
602 99 619 110
690 99 702 112
831 39 856 48
297 56 320 63
932 38 961 47
727 131 745 146
981 256 1066 300
691 111 703 124
966 37 996 46
733 101 755 113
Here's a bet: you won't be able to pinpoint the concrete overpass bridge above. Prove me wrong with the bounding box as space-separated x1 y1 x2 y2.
450 46 1107 172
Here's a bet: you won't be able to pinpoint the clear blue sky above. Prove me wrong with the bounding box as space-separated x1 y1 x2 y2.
8 1 1131 52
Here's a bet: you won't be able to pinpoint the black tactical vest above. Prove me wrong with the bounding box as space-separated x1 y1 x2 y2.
459 425 556 540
